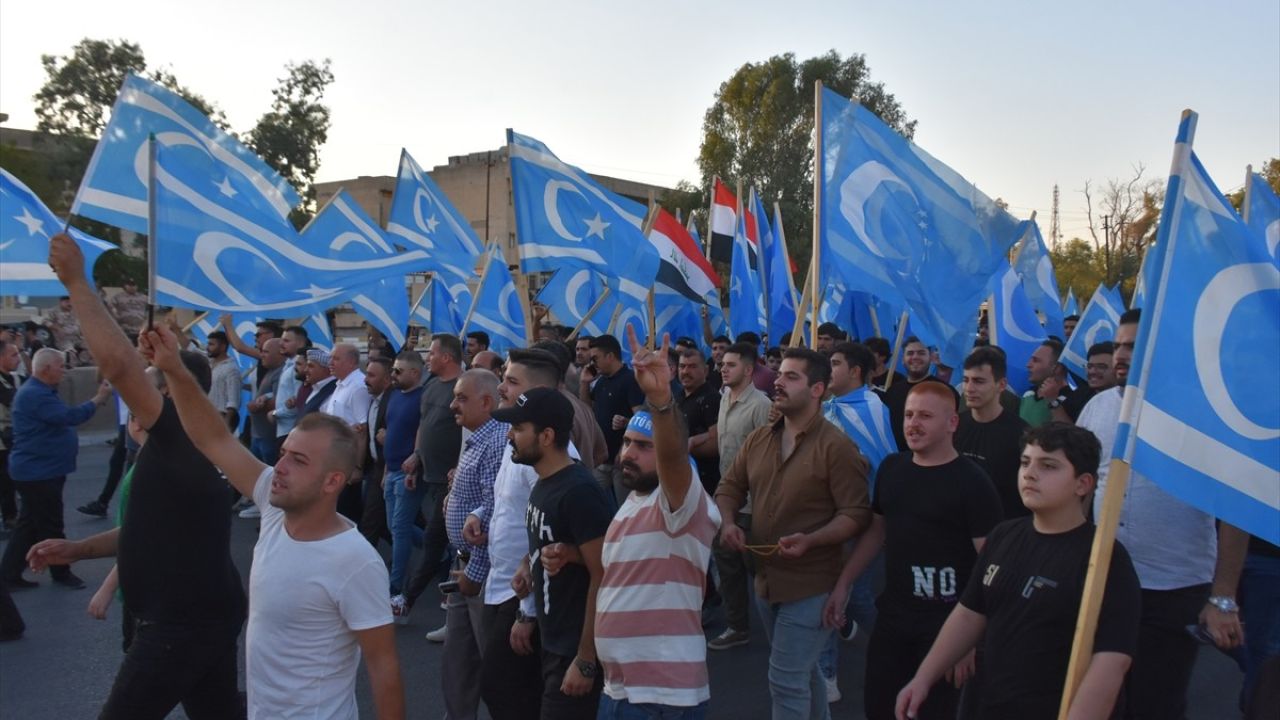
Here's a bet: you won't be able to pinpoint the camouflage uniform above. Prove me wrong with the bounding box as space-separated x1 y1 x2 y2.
109 290 148 337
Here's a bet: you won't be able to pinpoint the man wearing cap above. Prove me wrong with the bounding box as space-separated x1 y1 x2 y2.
108 278 148 339
496 387 614 719
300 349 337 418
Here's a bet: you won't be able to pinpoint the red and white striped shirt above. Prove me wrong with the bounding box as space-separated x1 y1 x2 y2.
595 477 722 706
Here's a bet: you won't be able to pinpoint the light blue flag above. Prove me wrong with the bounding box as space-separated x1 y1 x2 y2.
1060 284 1124 380
302 312 334 353
410 264 470 336
824 386 896 480
465 248 527 354
1 169 116 296
989 261 1047 395
151 145 431 315
758 193 798 344
728 207 764 339
507 130 660 306
190 313 257 433
538 267 610 336
1116 112 1279 544
686 221 729 342
1245 172 1279 263
72 74 298 234
1131 244 1154 309
385 149 484 268
1063 287 1079 316
299 190 412 350
653 286 707 352
820 87 1023 366
1012 221 1065 338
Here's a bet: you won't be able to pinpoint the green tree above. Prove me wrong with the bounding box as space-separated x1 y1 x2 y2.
1051 237 1105 306
696 50 916 275
246 60 335 226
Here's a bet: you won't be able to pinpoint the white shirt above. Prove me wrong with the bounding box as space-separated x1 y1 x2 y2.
1077 386 1217 590
483 440 579 614
246 468 392 719
321 369 372 426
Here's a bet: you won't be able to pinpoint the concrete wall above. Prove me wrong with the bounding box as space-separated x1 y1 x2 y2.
61 367 119 435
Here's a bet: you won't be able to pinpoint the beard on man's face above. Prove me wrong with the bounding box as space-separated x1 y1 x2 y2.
619 460 659 493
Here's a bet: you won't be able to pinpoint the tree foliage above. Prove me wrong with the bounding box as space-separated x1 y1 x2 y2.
245 60 335 225
696 50 916 274
1050 237 1105 306
1080 165 1162 302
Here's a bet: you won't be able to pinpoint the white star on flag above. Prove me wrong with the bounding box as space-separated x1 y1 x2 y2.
583 212 610 240
216 177 238 198
425 215 440 234
14 207 45 237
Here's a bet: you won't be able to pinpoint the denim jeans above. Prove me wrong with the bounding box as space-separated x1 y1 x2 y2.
249 437 278 466
753 591 832 720
382 470 425 594
819 551 882 680
1238 552 1280 713
597 695 709 720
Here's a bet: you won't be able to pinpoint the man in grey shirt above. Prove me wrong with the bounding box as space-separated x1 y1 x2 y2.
401 334 464 614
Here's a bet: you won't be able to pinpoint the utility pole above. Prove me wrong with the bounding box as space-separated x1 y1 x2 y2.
1050 184 1062 249
1101 214 1113 286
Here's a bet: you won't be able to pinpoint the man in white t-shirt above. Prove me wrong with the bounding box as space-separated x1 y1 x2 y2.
143 323 404 720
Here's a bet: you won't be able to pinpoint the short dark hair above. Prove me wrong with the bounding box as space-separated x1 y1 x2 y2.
296 413 359 480
206 330 228 344
904 335 925 348
865 336 891 361
531 340 572 380
781 347 831 388
575 334 593 344
395 349 424 368
1040 339 1064 361
679 348 707 364
431 334 463 364
506 348 563 388
711 335 732 346
367 356 392 375
765 346 782 361
1064 314 1080 324
1087 341 1114 359
588 334 623 360
963 346 1008 380
466 331 490 349
723 341 758 366
1119 308 1141 326
256 321 283 338
831 341 875 382
735 331 761 347
179 350 213 393
1022 421 1102 479
284 325 310 347
816 322 846 340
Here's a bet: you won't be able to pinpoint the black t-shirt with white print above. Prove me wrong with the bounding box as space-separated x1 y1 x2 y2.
961 517 1141 718
525 461 615 657
872 452 1002 625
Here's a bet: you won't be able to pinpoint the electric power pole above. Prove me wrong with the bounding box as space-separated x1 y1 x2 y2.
1050 184 1061 249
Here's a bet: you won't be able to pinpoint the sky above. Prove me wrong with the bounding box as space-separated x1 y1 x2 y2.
1 0 1277 244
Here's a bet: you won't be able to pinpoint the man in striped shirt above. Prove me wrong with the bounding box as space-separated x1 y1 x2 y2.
596 328 721 718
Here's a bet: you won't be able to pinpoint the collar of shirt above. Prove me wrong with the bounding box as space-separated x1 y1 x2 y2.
465 417 506 449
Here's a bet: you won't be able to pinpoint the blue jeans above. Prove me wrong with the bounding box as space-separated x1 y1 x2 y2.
597 696 708 720
249 437 278 466
819 551 883 680
753 592 832 720
1238 552 1280 710
382 470 425 595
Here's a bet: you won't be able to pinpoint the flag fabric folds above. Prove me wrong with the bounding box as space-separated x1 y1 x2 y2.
820 86 1022 366
760 195 798 345
385 149 484 267
465 248 527 354
150 145 429 315
1012 220 1065 338
409 267 469 336
299 190 411 350
1116 112 1279 544
1060 284 1124 380
1064 287 1079 316
73 74 298 235
1 169 116 296
1245 171 1279 262
728 203 764 339
507 130 660 307
646 207 720 303
302 312 335 352
989 257 1048 395
708 178 737 263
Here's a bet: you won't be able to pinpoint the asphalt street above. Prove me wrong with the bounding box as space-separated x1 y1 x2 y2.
0 433 1244 719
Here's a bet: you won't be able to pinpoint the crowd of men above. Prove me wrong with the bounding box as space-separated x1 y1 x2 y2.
0 233 1275 720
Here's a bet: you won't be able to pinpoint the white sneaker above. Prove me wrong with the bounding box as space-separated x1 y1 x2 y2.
840 617 859 642
238 504 261 519
825 676 841 703
425 624 448 642
390 594 410 625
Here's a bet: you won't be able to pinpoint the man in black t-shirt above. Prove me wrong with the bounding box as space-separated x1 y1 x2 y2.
27 234 247 719
498 387 614 720
675 348 720 494
579 334 644 505
865 336 906 393
898 422 1140 719
825 381 1001 720
955 346 1030 520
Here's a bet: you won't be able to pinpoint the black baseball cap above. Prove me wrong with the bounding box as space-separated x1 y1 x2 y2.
491 386 573 435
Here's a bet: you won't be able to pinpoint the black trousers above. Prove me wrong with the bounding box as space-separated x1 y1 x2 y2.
1121 583 1211 720
0 448 16 520
358 466 390 548
100 619 245 720
0 476 73 581
0 579 24 639
539 649 603 720
480 597 543 720
864 612 958 720
96 424 128 506
404 483 451 607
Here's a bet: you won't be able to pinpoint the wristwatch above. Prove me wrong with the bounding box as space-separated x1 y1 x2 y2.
1208 596 1239 613
647 397 676 414
574 657 598 679
1048 395 1066 410
515 610 537 624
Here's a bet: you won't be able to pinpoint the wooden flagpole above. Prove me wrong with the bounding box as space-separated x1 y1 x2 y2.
459 246 497 339
789 272 813 348
182 311 210 334
1241 164 1254 225
883 310 909 392
407 276 432 322
868 306 882 339
805 80 825 349
705 178 716 261
646 194 658 350
647 287 657 351
751 187 771 343
566 286 612 341
606 203 660 339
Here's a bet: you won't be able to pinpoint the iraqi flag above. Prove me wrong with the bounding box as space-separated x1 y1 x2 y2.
648 207 721 303
709 177 738 263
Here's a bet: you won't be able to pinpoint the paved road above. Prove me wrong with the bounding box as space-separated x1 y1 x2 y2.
0 435 1244 719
